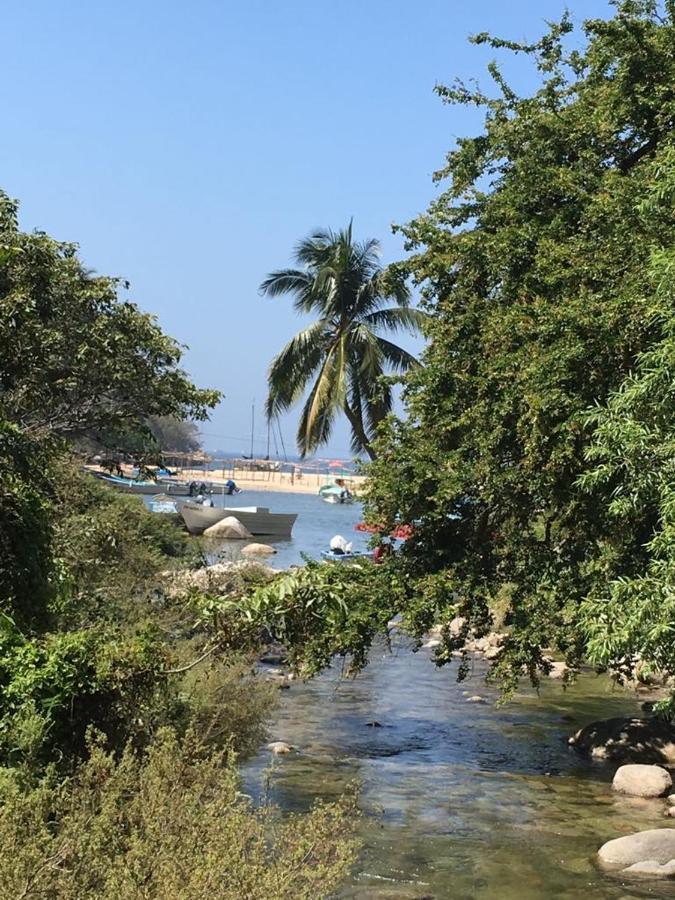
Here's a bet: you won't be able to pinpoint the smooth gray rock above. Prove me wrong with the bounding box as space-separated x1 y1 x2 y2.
624 859 675 877
267 741 292 755
569 716 675 764
241 542 277 556
612 764 672 798
598 829 675 870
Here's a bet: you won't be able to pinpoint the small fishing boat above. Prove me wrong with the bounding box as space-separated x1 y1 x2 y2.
179 501 297 538
321 549 373 562
318 482 354 504
147 493 178 514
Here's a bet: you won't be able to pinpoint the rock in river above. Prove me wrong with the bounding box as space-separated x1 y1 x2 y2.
569 716 675 764
612 764 672 797
267 741 292 755
242 542 277 557
598 828 675 876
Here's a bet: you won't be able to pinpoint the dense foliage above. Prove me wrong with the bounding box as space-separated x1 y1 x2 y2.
0 196 357 893
0 729 358 900
261 223 425 458
0 191 219 444
366 1 675 692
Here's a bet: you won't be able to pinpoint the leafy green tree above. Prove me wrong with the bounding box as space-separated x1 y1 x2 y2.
260 223 425 458
147 415 201 453
577 146 675 699
0 191 219 443
365 1 675 687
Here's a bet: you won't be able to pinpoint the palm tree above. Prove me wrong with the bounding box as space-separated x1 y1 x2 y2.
260 223 425 460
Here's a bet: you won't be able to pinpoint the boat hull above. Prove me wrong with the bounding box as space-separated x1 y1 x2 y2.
94 474 194 495
179 502 297 538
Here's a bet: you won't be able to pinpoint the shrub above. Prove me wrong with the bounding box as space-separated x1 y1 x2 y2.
0 729 359 900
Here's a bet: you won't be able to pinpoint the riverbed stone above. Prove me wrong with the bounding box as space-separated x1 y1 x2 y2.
466 695 486 703
569 717 675 764
598 829 675 872
612 764 672 798
625 859 675 877
422 638 442 650
267 741 292 755
241 542 277 556
547 661 569 679
449 616 467 638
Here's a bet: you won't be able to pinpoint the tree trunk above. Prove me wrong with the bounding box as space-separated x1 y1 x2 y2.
343 401 376 460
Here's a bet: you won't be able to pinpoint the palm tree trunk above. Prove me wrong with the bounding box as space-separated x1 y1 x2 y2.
343 401 376 460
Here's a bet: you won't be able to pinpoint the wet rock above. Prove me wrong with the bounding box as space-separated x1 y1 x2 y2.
663 807 675 818
598 828 675 873
625 859 675 877
466 695 486 704
267 741 292 755
449 616 467 638
569 717 675 764
547 661 569 679
422 638 442 650
365 720 382 728
241 542 277 557
260 643 288 665
612 764 672 798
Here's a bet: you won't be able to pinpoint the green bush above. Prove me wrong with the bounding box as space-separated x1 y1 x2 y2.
0 729 359 900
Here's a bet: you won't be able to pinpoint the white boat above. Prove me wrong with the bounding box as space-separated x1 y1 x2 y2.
179 501 297 538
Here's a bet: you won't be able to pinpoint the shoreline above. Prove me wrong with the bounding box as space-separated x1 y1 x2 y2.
94 464 367 497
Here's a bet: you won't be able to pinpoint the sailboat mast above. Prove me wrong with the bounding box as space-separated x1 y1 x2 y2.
250 400 255 460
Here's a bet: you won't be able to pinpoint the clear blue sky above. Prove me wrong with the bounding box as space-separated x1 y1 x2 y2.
2 0 612 457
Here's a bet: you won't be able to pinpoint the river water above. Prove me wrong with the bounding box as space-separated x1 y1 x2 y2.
185 490 673 897
242 647 673 899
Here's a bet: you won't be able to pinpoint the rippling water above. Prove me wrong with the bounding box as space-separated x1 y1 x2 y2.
242 641 674 899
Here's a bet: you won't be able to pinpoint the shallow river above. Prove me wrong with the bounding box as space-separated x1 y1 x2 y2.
242 644 674 899
178 489 673 897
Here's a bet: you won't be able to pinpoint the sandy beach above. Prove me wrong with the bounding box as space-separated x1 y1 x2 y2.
97 463 367 496
174 465 367 496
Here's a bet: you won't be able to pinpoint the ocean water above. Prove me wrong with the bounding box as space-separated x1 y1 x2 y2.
196 489 369 568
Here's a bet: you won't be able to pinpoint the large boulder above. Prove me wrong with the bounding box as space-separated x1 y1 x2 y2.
241 542 277 557
569 716 675 764
203 516 253 539
612 764 672 798
598 829 675 874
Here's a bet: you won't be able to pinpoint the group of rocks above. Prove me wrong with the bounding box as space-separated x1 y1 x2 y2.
597 762 675 879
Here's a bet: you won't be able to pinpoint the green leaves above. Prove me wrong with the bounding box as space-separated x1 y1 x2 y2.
0 190 219 444
261 224 424 458
366 2 675 687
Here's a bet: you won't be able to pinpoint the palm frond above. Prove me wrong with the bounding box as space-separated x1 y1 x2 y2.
363 306 428 335
374 335 420 372
265 321 330 419
296 341 345 456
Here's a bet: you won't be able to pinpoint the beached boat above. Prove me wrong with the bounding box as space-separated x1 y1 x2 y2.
179 501 297 538
147 493 179 514
94 473 194 496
